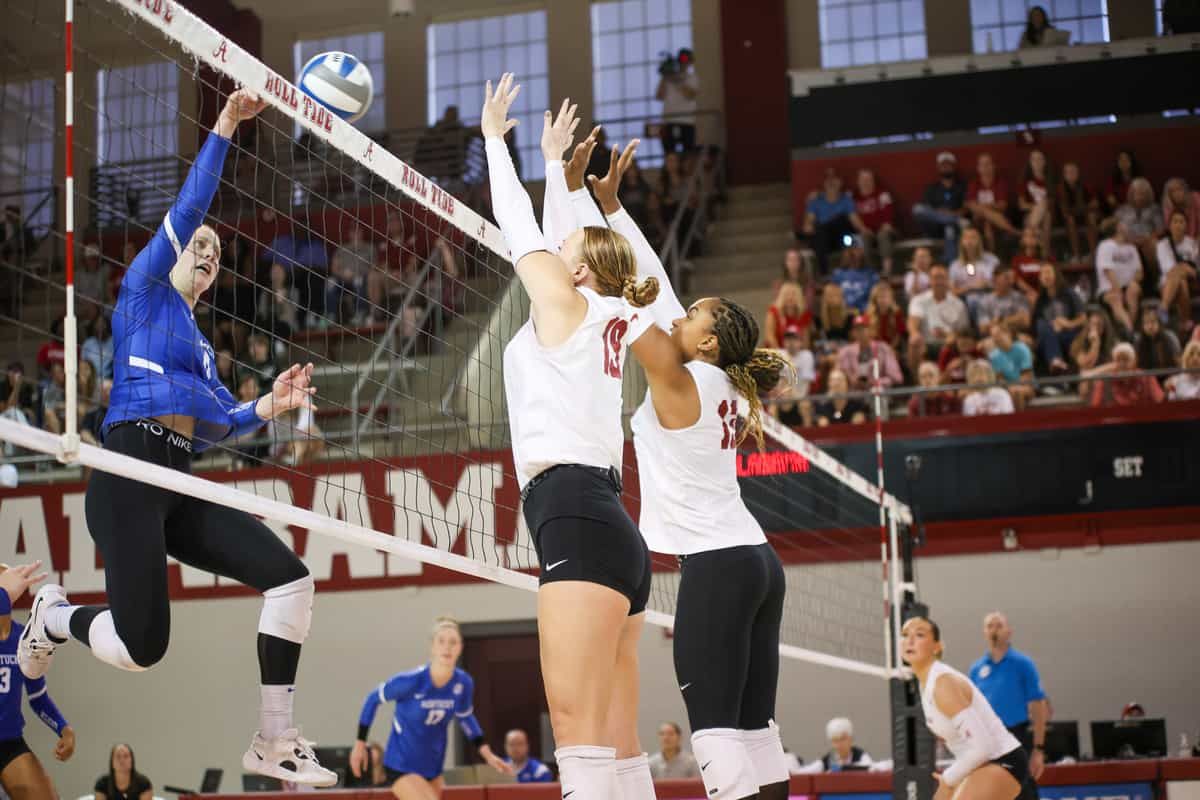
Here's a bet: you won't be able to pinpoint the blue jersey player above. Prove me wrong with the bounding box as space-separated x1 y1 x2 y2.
0 562 73 800
18 88 335 787
351 618 513 800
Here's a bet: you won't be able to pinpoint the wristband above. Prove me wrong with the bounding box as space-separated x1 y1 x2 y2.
357 724 370 742
471 736 486 750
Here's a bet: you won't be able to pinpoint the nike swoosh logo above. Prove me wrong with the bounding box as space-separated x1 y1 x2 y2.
679 683 692 691
701 761 712 771
254 750 264 761
564 792 575 799
546 559 568 571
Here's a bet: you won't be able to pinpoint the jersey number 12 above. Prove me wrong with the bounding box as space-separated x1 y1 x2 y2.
602 318 629 378
718 399 739 449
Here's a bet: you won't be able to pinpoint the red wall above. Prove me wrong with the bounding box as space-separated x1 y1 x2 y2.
720 0 790 185
790 122 1200 232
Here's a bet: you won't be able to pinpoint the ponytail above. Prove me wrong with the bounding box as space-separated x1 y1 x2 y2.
724 349 791 450
622 275 660 308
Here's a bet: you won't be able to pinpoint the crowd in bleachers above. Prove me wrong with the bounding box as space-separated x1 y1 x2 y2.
768 147 1200 425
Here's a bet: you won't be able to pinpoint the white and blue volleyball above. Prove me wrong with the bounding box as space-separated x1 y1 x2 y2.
297 51 374 123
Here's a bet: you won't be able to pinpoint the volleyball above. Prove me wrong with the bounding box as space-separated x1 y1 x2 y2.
297 51 374 123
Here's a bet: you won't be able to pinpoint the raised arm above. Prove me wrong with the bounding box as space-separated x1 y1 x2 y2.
210 361 316 443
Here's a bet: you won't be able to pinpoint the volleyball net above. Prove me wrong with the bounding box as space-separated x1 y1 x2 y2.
0 0 911 680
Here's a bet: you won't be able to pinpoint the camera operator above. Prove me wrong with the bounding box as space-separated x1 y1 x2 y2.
655 48 698 154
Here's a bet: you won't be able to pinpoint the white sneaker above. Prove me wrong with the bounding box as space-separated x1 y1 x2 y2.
243 728 338 787
18 584 68 679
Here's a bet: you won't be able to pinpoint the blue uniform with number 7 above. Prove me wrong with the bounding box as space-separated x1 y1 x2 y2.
358 665 484 779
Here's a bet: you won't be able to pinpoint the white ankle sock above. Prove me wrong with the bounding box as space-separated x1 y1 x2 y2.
615 754 656 800
45 604 77 641
260 684 296 739
557 745 616 800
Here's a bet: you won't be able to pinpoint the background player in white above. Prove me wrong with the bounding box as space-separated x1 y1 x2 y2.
481 75 658 800
901 617 1039 800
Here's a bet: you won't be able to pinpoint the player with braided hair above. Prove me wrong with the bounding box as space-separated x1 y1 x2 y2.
543 130 792 800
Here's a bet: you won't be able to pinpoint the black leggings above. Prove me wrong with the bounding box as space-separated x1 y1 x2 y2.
672 543 785 731
82 421 309 670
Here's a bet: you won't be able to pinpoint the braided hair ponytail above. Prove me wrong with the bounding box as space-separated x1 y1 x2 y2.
711 298 791 450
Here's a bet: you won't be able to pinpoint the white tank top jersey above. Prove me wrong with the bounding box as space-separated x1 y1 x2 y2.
504 285 652 489
921 661 1021 761
631 361 768 555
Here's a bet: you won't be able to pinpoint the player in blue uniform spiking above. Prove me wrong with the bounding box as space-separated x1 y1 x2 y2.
350 618 513 800
17 87 335 788
0 561 73 800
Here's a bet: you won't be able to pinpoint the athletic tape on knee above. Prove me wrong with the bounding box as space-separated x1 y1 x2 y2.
692 728 759 800
555 745 615 800
87 611 148 672
615 754 656 800
258 574 314 644
742 723 791 787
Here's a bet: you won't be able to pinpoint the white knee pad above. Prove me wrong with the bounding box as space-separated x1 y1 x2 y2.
692 728 758 800
88 612 148 672
258 574 314 644
743 722 790 787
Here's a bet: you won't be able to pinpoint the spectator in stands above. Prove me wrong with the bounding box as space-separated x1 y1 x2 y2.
1058 162 1100 263
1019 6 1068 47
912 151 967 263
853 168 897 274
215 348 236 396
837 314 903 391
269 405 325 467
40 362 66 434
232 372 269 465
649 722 700 779
976 265 1032 337
986 322 1035 410
779 245 809 289
327 221 375 325
908 361 961 417
617 159 657 233
1134 304 1181 374
0 361 37 432
970 612 1049 774
1158 209 1197 332
772 323 816 427
36 318 67 383
267 229 329 327
1011 227 1049 300
1120 702 1146 721
907 264 970 372
1071 307 1118 378
962 360 1015 416
75 244 109 323
367 742 389 787
245 332 282 395
81 378 111 447
0 204 36 268
641 189 669 254
76 357 98 412
1033 264 1086 374
656 47 699 154
415 105 469 183
802 168 864 273
109 240 137 302
764 282 812 349
966 153 1018 253
208 249 255 353
368 210 420 325
818 718 873 772
1163 177 1200 239
1104 150 1142 218
949 227 1000 313
1018 149 1054 257
865 282 905 353
1117 178 1165 281
82 314 114 380
817 283 854 345
938 329 982 385
904 245 934 299
257 261 301 342
1166 341 1200 400
830 238 878 313
815 368 868 426
1090 342 1164 407
503 728 553 783
94 742 153 800
1096 221 1143 334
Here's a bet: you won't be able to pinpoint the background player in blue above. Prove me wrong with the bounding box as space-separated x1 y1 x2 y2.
350 618 512 800
17 87 335 787
504 729 553 783
0 562 74 800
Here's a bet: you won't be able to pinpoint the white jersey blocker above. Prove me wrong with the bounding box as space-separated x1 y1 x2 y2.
921 660 1022 787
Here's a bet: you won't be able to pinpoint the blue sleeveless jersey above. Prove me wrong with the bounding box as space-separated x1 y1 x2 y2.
359 665 484 779
0 621 67 741
104 132 262 449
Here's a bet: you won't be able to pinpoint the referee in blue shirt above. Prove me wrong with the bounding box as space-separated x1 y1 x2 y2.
969 612 1049 780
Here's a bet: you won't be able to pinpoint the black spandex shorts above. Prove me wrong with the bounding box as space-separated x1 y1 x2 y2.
385 767 441 783
991 747 1039 800
0 737 31 772
521 464 651 615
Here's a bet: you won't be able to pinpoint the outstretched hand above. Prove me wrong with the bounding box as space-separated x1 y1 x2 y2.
349 740 368 778
540 98 581 164
262 363 317 419
587 139 639 214
0 561 47 608
564 126 601 191
54 727 76 762
481 73 521 139
215 88 267 138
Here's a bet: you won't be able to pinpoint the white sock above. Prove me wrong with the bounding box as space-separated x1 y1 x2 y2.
260 684 296 739
44 604 78 641
557 745 616 800
615 754 656 800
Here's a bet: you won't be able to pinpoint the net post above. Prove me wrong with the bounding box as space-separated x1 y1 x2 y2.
60 0 80 463
871 357 893 675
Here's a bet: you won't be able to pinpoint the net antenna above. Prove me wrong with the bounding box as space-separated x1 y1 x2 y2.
1 0 912 684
